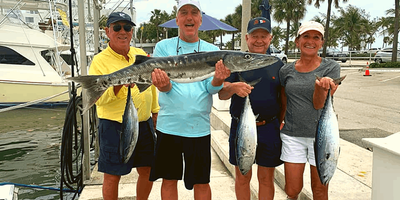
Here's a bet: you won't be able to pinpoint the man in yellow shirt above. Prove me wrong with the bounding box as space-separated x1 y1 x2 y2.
89 12 159 200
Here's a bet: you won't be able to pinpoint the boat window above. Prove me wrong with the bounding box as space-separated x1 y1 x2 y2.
0 46 35 65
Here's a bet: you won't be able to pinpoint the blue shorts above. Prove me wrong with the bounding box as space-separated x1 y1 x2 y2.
98 118 156 176
149 130 211 190
229 117 283 168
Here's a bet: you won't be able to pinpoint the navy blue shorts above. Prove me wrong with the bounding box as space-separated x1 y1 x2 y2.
98 118 156 176
149 130 211 190
229 117 283 168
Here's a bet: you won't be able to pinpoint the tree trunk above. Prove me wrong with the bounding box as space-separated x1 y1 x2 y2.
392 0 399 62
323 0 333 58
285 19 290 55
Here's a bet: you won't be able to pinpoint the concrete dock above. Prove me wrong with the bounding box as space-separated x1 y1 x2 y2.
79 66 400 199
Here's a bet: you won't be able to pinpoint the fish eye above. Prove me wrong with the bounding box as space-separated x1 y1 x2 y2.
244 54 251 59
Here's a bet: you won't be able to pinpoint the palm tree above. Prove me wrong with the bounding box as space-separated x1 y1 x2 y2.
365 18 380 50
271 26 285 49
377 16 391 48
271 0 306 54
333 5 369 51
376 4 399 61
307 0 348 57
150 9 169 42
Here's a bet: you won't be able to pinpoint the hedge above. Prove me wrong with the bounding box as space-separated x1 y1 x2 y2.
369 62 400 68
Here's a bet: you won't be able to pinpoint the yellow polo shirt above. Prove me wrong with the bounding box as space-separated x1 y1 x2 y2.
89 45 159 123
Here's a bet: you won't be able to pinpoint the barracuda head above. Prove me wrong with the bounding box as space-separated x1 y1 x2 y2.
222 51 279 72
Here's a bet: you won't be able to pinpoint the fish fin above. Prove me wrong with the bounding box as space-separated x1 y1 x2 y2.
134 55 154 64
67 75 106 114
315 74 347 85
333 75 346 85
136 83 152 92
238 74 262 86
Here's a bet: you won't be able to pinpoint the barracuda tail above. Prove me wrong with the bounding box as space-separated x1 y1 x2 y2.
67 75 106 114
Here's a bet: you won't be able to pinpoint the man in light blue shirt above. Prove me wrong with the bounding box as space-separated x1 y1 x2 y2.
149 0 230 199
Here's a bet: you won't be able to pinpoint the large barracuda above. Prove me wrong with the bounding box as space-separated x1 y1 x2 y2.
119 86 139 164
314 76 346 185
236 77 260 175
67 50 278 113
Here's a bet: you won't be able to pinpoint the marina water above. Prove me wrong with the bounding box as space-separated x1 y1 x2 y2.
0 107 78 199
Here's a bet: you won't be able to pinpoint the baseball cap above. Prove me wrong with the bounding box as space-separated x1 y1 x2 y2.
297 21 324 37
177 0 201 12
106 12 135 27
247 17 271 34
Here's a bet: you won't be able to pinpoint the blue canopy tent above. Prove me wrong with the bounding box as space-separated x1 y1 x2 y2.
159 12 238 49
159 12 238 31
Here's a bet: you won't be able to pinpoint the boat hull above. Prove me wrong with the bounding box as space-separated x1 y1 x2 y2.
0 81 70 106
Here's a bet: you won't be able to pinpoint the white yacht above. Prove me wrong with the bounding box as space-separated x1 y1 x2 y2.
0 0 75 107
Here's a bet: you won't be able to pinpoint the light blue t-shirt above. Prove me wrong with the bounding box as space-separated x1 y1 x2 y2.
153 37 222 138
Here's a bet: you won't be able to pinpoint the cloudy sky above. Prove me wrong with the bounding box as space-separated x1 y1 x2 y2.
112 0 396 49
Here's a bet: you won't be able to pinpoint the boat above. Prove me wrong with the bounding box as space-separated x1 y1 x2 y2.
0 184 18 200
0 22 72 107
0 0 75 107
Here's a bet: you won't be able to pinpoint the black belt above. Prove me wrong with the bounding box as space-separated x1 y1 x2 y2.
256 116 277 126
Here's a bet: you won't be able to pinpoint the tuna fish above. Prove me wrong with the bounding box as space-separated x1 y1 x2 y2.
314 75 346 185
119 86 139 164
67 51 278 113
236 77 261 175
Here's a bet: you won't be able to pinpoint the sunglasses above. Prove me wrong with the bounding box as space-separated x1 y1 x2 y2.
111 24 133 32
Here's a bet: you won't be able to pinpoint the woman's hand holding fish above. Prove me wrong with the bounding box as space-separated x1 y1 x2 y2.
152 68 172 92
315 77 339 95
313 77 339 109
212 60 231 87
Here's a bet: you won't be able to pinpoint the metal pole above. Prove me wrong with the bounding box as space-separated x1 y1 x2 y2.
93 0 101 162
93 1 100 54
241 0 251 52
77 0 91 182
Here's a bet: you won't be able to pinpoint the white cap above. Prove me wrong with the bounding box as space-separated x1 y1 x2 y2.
297 21 324 37
177 0 201 12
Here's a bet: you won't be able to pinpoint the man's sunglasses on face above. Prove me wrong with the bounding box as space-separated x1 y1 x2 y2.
112 24 133 32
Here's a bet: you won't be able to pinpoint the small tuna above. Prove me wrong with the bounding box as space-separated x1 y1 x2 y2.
314 75 346 185
236 77 261 175
119 86 139 164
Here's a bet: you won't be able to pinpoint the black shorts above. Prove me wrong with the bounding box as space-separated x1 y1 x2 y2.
229 118 283 168
98 118 156 176
149 130 211 190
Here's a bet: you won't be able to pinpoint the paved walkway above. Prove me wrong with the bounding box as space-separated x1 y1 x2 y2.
77 65 400 200
210 108 373 200
79 105 374 200
79 125 288 199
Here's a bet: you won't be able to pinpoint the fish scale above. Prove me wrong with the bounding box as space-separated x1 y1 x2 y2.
236 95 258 175
67 50 278 113
314 75 346 185
120 86 139 164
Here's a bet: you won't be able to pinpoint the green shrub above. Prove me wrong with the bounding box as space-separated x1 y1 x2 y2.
370 62 400 68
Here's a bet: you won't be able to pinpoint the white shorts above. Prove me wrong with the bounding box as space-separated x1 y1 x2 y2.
280 133 316 166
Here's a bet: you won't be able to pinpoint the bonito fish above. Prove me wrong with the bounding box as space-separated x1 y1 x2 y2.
236 77 260 175
119 86 139 164
67 51 278 113
314 75 346 185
